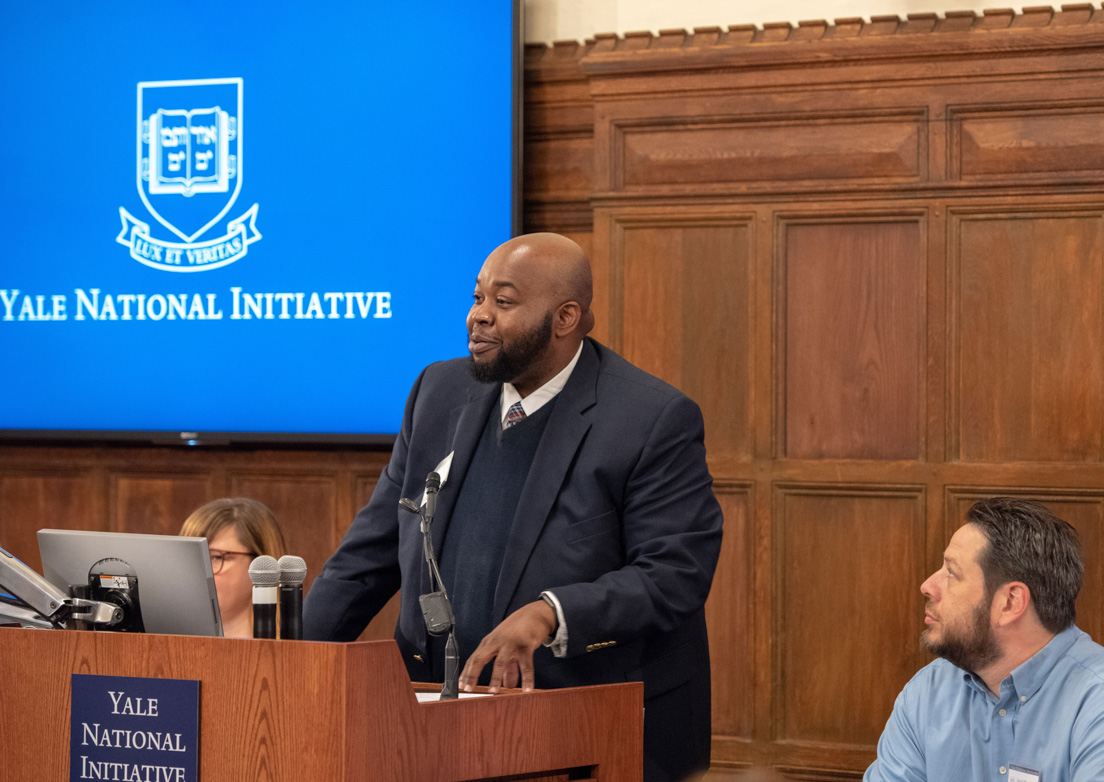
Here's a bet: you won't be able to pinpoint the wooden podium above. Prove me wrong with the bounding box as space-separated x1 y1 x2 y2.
0 628 643 781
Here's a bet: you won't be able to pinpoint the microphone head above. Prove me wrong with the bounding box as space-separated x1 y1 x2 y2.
426 471 441 491
398 497 421 515
248 555 280 586
277 555 307 586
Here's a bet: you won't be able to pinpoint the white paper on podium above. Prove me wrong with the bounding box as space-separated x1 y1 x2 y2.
415 691 492 703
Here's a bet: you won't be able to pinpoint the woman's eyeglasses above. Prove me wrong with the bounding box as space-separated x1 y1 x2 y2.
209 549 255 575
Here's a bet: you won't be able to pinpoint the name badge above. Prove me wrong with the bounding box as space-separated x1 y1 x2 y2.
1008 764 1040 782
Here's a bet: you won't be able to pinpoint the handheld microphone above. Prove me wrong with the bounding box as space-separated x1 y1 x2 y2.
248 556 279 639
424 471 441 524
277 555 307 640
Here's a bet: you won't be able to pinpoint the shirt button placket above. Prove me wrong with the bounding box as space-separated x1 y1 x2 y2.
992 695 1015 782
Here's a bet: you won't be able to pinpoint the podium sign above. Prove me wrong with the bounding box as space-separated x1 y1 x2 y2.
0 630 642 781
71 674 200 782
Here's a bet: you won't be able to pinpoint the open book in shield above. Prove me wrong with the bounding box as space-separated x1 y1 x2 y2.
145 107 237 197
118 77 260 271
134 78 244 244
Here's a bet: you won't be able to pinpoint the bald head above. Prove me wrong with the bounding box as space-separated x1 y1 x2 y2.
489 233 593 324
467 233 595 397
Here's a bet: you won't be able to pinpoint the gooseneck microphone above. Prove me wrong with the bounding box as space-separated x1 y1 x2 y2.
277 555 307 640
248 555 279 640
424 471 440 525
399 470 459 699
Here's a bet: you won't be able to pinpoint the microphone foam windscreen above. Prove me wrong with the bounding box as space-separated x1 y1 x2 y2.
248 555 280 586
426 471 441 491
277 555 307 585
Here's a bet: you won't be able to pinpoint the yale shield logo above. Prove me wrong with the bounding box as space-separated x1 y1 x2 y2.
117 78 260 272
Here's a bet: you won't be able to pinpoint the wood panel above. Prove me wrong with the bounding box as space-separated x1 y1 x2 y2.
525 135 594 201
0 472 98 574
774 486 926 747
230 473 338 594
612 216 754 462
113 474 214 536
952 210 1104 462
524 40 593 237
779 217 925 460
705 485 755 739
952 105 1104 180
614 113 924 191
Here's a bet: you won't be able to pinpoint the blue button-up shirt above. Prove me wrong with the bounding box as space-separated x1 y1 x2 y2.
865 626 1104 782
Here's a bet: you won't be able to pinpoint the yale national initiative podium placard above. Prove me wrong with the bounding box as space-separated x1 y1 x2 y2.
71 674 200 782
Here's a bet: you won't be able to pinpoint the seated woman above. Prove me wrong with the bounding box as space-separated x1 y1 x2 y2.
180 498 288 638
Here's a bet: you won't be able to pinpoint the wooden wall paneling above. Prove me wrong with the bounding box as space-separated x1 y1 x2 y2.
777 213 926 460
580 13 1104 89
524 132 594 210
950 103 1104 182
610 111 926 194
773 485 927 753
945 487 1104 644
112 473 216 536
609 213 755 463
524 42 598 337
0 471 98 574
752 474 777 756
229 473 338 595
950 206 1104 462
924 202 949 465
523 40 595 238
705 484 756 741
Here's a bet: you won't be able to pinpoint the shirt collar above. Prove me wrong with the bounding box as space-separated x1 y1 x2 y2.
960 624 1082 702
500 341 584 427
1007 624 1082 701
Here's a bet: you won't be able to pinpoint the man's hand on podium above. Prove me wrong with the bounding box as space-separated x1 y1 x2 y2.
459 599 557 694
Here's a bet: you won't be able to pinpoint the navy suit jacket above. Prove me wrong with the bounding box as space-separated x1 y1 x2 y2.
304 338 724 781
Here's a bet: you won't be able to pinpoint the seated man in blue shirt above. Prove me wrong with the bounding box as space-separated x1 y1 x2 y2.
865 497 1104 782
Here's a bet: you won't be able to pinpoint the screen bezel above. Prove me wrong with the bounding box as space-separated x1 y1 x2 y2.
0 1 522 448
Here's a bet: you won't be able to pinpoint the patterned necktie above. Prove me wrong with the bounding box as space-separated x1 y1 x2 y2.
505 401 526 429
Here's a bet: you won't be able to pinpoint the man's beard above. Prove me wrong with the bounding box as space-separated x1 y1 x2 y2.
468 312 554 385
922 598 1001 673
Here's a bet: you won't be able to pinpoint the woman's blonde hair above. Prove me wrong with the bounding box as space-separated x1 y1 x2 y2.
180 497 288 559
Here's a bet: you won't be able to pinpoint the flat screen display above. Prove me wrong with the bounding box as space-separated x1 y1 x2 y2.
0 2 518 443
38 530 222 637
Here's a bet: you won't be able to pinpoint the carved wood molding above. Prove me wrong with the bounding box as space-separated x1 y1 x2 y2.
525 5 1104 78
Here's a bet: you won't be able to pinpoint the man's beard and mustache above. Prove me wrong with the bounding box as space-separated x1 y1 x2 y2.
469 312 554 385
922 597 1001 673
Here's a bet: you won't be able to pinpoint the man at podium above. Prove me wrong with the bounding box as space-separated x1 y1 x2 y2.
304 233 724 782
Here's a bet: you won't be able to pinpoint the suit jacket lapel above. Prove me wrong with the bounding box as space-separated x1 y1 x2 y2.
432 384 498 558
493 340 599 622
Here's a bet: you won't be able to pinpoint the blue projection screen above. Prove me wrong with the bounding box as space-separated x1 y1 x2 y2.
0 2 518 444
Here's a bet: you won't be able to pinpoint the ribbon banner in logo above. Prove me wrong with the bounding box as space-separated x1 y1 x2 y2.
116 205 261 273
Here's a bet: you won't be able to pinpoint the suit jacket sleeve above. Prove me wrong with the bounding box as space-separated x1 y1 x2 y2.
301 369 424 642
550 392 723 658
